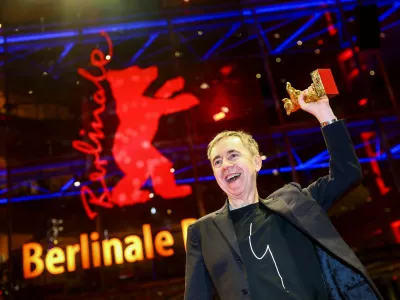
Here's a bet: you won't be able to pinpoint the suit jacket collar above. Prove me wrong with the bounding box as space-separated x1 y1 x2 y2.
213 193 366 276
212 197 278 260
212 201 242 259
211 195 329 264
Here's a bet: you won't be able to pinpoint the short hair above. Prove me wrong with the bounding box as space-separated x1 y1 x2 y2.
207 130 260 161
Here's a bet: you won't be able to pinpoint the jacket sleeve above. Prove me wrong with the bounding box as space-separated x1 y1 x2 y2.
304 120 362 211
184 224 213 300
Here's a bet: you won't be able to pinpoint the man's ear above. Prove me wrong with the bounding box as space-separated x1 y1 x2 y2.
253 155 262 172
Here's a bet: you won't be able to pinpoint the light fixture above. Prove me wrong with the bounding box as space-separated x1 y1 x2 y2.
297 40 302 46
276 58 281 63
221 106 229 113
213 112 226 121
358 98 368 106
274 33 280 39
170 168 175 173
151 207 157 214
261 155 267 160
200 83 209 89
256 73 261 79
315 49 321 55
167 209 172 214
106 55 111 60
369 70 375 76
149 193 154 198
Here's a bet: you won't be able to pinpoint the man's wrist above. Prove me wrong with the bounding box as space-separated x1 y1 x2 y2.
314 106 336 124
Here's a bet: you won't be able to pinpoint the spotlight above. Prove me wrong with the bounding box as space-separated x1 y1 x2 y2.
213 112 226 121
358 98 368 106
200 83 209 89
221 106 229 113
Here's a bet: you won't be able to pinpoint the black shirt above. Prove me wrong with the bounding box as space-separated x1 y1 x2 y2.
230 202 329 300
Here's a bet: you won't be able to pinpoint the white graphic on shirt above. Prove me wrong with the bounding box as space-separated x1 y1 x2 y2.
249 222 287 290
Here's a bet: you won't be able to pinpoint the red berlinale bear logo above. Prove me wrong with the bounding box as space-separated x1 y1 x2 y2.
73 32 198 219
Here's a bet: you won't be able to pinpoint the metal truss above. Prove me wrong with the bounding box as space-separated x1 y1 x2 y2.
1 0 400 78
0 115 398 204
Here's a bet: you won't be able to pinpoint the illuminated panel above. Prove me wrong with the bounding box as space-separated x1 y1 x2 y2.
361 132 391 195
72 32 198 219
391 220 400 243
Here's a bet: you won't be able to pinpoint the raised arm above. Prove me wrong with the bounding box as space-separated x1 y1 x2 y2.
304 120 362 211
184 224 214 300
297 89 362 211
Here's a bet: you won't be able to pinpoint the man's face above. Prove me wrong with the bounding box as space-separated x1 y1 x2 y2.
210 136 261 198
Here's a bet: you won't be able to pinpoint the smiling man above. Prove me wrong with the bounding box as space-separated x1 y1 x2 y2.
184 90 383 300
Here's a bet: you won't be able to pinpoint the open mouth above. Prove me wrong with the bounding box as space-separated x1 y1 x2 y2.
225 173 241 183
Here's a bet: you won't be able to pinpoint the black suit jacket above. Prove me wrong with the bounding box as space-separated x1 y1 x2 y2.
184 120 383 300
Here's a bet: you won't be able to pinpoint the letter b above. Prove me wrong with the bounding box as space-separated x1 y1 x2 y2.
23 243 44 279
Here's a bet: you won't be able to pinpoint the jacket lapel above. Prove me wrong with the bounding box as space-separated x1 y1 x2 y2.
212 202 242 259
260 196 305 231
260 196 367 275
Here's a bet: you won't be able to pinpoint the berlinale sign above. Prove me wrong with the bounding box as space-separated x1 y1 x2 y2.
22 218 195 279
72 32 199 219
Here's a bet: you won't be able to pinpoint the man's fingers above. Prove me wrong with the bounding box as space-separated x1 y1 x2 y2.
298 90 306 105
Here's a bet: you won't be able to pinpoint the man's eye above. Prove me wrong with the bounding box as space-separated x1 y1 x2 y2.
214 160 222 166
229 153 238 159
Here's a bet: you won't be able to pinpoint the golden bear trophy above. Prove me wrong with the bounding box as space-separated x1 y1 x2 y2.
282 69 339 115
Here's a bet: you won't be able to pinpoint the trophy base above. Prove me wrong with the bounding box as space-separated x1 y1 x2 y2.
311 69 339 98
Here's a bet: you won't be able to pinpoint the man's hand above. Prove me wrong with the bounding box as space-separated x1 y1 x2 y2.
298 87 336 123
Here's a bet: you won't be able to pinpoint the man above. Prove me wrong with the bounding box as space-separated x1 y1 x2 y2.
184 90 383 299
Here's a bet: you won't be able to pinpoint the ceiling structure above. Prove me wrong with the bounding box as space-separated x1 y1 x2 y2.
1 0 400 76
